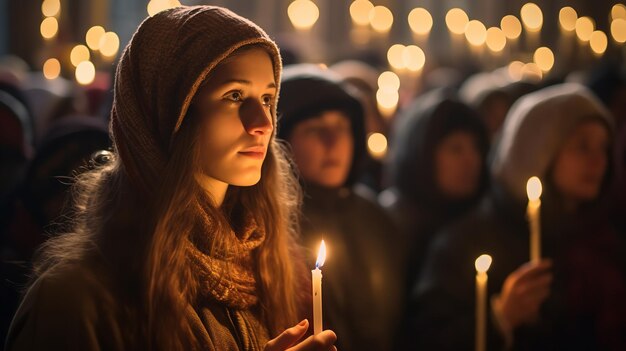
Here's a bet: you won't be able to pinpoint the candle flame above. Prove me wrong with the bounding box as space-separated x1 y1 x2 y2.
475 254 492 273
316 240 326 268
526 176 542 201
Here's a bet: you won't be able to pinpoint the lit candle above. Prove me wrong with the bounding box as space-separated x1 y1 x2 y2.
312 240 326 335
475 254 493 351
526 176 542 263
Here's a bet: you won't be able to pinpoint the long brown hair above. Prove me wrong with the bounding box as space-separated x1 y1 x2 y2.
31 45 306 349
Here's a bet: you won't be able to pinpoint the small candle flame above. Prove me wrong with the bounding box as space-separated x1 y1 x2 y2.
475 254 493 273
526 176 543 201
316 240 326 268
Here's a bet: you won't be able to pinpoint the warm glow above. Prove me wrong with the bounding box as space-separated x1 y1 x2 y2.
70 45 90 67
612 4 626 21
369 5 393 33
350 0 374 26
500 15 522 39
147 0 181 17
99 32 120 58
86 26 106 51
446 8 469 35
533 47 554 72
611 19 626 43
43 58 61 80
508 61 525 81
559 7 577 32
376 89 399 109
408 8 433 35
575 16 595 42
40 17 58 39
75 61 96 85
316 240 326 268
521 63 543 81
387 44 406 69
403 45 425 71
41 0 60 17
288 0 320 30
590 30 608 55
526 176 543 201
378 71 400 91
486 27 507 52
475 254 493 273
367 132 388 160
520 3 543 32
465 20 487 47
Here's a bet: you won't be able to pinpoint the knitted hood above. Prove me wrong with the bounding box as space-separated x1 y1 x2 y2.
110 6 282 194
491 83 614 202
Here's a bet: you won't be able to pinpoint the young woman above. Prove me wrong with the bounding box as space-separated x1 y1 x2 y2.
5 6 336 351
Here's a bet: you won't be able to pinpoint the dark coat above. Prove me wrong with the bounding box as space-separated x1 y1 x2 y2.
299 184 402 351
5 260 270 350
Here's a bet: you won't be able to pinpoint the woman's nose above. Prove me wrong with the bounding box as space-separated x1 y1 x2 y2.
241 99 273 135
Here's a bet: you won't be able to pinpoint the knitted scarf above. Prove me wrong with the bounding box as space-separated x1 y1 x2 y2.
186 196 265 309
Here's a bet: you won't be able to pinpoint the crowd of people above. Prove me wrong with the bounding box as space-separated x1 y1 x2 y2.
1 4 626 351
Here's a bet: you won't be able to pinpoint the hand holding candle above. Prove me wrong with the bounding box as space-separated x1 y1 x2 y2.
475 254 492 351
312 240 326 335
526 177 543 263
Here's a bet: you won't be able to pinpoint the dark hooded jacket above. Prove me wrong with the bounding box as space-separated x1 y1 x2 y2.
408 83 626 351
380 89 489 296
278 64 402 351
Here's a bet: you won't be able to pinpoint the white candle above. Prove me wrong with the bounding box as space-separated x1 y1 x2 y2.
475 254 493 351
526 177 543 263
312 240 326 335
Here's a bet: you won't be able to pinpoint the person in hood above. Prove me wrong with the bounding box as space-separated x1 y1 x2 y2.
278 64 402 351
407 83 626 350
6 6 337 351
380 89 489 295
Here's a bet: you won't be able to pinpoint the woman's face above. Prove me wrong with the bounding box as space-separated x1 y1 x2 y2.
551 121 610 203
434 130 482 199
192 47 275 188
288 110 354 188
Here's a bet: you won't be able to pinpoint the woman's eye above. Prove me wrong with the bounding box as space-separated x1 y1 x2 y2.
224 91 244 102
262 95 274 108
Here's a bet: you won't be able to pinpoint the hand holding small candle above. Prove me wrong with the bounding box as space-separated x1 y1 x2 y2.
526 177 543 263
312 240 326 335
475 254 492 351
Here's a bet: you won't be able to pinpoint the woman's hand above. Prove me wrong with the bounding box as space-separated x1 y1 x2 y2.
496 260 553 330
265 319 337 351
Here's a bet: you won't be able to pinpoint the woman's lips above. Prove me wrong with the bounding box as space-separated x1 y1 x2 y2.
238 151 265 159
239 146 266 159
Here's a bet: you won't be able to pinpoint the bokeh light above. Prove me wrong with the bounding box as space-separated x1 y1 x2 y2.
40 17 58 39
43 58 61 80
350 0 374 26
288 0 320 30
402 45 425 71
559 7 577 32
533 47 554 72
446 8 469 35
70 45 90 67
611 18 626 43
387 44 406 69
589 30 608 55
75 61 96 85
500 15 522 39
575 16 595 42
99 32 120 57
520 3 543 32
465 20 487 47
86 26 106 51
408 8 433 35
369 5 393 33
486 27 506 52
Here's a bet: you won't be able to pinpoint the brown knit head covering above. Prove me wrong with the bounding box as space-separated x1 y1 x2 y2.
110 5 282 195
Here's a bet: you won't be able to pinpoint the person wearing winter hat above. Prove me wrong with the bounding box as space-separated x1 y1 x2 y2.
277 64 402 351
408 83 626 350
5 6 336 351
